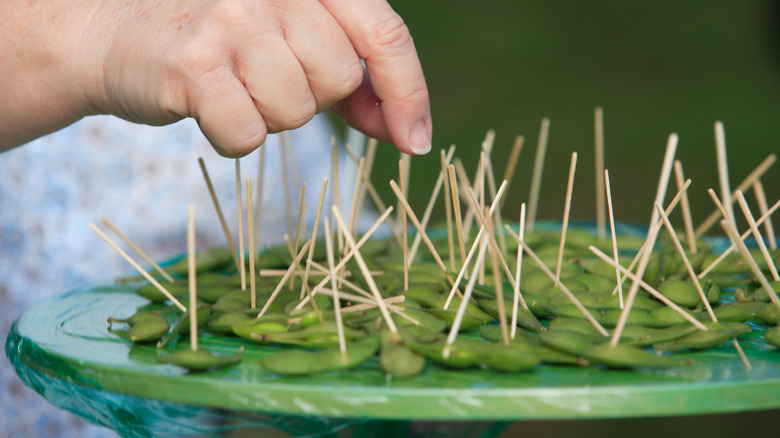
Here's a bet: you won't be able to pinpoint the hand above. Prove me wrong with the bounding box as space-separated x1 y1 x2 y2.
0 0 432 156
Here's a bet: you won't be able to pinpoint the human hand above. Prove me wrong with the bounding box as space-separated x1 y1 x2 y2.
86 0 431 156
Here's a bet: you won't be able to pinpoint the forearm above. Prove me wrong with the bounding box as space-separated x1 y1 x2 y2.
0 0 106 151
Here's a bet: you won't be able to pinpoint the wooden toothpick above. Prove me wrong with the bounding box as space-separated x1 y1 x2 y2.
674 160 697 254
300 179 329 301
695 154 776 236
715 121 737 225
699 196 780 279
89 222 186 312
256 239 312 318
753 180 777 250
100 218 174 284
187 205 198 351
235 159 246 291
511 203 528 340
323 217 347 356
442 149 456 272
279 135 295 239
254 145 266 252
443 233 490 359
556 152 578 281
604 170 623 308
407 145 456 265
527 117 550 233
448 164 467 271
399 159 409 291
332 206 398 333
735 191 780 281
247 179 257 309
500 135 525 208
292 183 306 291
588 246 709 331
198 158 240 271
487 210 510 346
594 107 606 240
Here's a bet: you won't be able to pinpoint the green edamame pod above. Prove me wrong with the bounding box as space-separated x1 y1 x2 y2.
158 348 241 372
538 329 595 357
713 302 765 322
481 343 540 373
128 315 170 343
379 345 427 379
406 339 482 369
585 343 689 369
135 282 189 303
756 302 780 325
260 334 379 376
477 298 544 332
658 280 700 308
766 326 780 347
653 321 750 352
206 311 254 334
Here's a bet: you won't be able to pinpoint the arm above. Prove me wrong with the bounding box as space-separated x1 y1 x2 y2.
0 0 431 156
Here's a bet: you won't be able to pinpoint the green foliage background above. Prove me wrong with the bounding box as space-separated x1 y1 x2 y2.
370 0 780 231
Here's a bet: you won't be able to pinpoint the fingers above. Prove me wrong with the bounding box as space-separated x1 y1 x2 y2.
188 63 268 158
320 0 432 155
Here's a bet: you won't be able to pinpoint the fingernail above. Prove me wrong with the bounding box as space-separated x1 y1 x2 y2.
409 119 431 155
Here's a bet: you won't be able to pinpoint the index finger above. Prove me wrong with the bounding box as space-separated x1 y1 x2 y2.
320 0 432 155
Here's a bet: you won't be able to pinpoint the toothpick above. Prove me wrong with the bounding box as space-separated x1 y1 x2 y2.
292 183 306 291
187 205 198 350
354 138 378 229
407 145 456 265
300 179 329 301
448 165 467 270
519 239 609 336
332 207 398 333
89 223 186 312
330 136 343 254
399 159 409 291
343 142 402 245
674 160 697 253
500 135 525 208
753 180 777 250
511 203 528 340
648 133 678 235
699 197 780 278
100 218 174 284
736 191 780 281
465 183 518 292
389 180 455 286
604 170 623 308
588 246 709 331
556 152 578 281
695 154 776 236
256 239 312 318
197 158 240 271
594 107 606 240
715 121 737 225
610 205 665 346
527 117 550 233
442 149 456 271
719 217 780 307
487 211 510 346
235 159 246 291
293 206 393 311
480 138 508 257
323 217 347 356
443 183 509 309
610 178 692 296
279 135 295 239
443 233 490 359
655 202 717 322
254 144 266 252
347 159 365 237
246 179 257 309
478 153 486 285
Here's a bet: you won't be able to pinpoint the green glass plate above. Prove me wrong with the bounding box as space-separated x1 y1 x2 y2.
7 282 780 422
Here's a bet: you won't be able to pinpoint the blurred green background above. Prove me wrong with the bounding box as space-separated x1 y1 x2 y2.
367 0 780 232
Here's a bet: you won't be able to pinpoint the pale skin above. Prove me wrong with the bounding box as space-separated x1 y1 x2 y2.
0 0 432 156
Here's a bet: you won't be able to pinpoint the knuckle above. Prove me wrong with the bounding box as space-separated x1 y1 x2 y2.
370 15 412 53
332 61 365 99
267 98 317 131
208 0 253 28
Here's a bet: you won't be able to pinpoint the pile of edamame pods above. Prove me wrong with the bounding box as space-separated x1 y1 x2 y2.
107 226 780 377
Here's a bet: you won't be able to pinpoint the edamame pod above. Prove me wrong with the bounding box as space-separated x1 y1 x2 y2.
158 349 241 371
128 315 170 343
